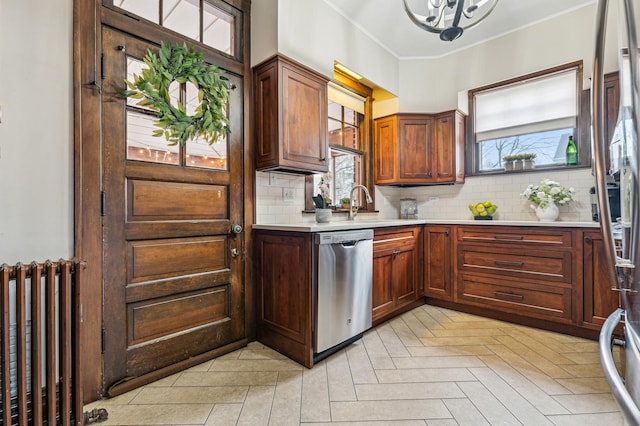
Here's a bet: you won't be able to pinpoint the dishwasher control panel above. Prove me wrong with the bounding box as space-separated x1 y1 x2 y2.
315 229 373 245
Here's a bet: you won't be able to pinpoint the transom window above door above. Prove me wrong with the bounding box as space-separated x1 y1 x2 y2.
109 0 239 58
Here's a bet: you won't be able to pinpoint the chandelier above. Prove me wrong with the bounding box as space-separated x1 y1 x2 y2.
403 0 499 42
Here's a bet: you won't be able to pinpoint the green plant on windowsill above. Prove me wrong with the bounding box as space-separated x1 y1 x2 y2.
339 197 351 209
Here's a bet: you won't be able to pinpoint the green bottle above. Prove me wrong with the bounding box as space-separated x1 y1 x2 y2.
566 136 577 166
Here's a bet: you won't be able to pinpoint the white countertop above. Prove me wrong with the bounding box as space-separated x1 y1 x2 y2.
252 218 601 232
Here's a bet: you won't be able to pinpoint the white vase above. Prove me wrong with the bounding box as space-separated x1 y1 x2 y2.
315 208 332 223
535 202 559 222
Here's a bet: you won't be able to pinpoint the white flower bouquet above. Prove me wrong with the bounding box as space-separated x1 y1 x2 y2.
521 179 575 209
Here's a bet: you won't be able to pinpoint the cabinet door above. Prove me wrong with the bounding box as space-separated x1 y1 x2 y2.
398 116 433 182
393 246 420 305
374 116 397 183
424 226 453 300
281 62 329 171
434 111 464 183
583 230 619 327
255 231 314 367
372 248 395 321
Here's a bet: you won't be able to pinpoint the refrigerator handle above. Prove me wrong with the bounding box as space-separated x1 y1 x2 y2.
599 308 640 424
592 0 623 290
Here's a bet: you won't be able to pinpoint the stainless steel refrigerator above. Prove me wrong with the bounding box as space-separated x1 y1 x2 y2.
594 0 640 424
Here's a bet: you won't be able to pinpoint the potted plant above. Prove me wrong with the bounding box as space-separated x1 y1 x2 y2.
513 153 525 170
521 153 537 169
312 194 332 223
521 178 575 221
503 154 517 171
339 197 351 209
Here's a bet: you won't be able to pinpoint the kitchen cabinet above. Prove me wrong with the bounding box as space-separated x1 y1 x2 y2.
582 229 619 329
372 226 422 323
423 225 454 301
374 111 464 185
456 226 574 323
254 230 314 367
254 55 329 174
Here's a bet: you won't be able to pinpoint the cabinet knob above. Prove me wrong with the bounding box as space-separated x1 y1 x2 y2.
428 171 432 177
444 230 449 236
584 236 592 243
437 172 442 177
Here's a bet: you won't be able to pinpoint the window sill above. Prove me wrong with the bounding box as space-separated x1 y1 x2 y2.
469 164 590 177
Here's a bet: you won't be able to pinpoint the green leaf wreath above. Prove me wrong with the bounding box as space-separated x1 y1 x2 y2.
124 42 231 146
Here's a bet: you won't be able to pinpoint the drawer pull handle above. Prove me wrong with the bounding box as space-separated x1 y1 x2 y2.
392 250 400 257
494 234 524 240
494 260 524 267
494 291 524 300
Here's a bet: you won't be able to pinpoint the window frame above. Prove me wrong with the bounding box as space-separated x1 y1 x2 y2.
104 0 243 62
305 71 374 211
466 61 589 176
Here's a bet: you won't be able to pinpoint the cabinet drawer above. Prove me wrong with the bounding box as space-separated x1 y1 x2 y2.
458 274 572 322
374 227 419 251
459 246 572 284
457 227 572 248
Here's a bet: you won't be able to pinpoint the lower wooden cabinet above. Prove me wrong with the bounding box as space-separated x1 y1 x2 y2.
582 229 619 328
423 226 453 301
372 227 422 322
254 230 314 368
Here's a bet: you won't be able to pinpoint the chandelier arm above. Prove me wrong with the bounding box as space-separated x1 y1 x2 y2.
402 0 442 34
451 0 465 27
459 0 499 30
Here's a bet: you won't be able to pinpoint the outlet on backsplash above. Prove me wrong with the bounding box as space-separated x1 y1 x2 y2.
283 187 295 203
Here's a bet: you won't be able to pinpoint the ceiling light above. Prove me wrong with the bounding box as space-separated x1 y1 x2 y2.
403 0 499 42
334 62 363 80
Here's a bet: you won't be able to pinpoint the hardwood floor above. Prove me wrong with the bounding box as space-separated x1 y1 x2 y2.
85 305 624 425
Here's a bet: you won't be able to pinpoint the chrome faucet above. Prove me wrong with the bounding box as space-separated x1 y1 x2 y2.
348 185 373 220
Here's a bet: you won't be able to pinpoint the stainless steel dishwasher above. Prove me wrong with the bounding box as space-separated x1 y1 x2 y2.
313 229 373 361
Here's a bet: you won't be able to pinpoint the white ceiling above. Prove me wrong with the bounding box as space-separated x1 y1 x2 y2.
322 0 596 59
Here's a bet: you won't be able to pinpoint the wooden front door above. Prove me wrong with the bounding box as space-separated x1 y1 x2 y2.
101 27 245 388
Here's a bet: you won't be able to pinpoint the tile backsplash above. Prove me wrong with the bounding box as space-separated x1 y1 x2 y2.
255 168 596 224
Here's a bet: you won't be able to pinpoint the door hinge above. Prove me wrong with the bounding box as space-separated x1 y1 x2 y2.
100 53 105 80
101 191 106 216
101 327 106 354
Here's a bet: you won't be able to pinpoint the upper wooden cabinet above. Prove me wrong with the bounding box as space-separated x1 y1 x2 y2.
374 111 465 185
254 55 329 174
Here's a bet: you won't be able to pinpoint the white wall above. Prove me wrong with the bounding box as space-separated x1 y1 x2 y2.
0 0 74 264
251 0 400 94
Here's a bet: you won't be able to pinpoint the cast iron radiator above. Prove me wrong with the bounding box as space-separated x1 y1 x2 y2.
0 260 85 426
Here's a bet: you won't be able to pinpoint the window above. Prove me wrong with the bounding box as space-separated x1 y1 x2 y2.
110 0 239 58
306 74 373 210
125 56 229 170
468 61 586 173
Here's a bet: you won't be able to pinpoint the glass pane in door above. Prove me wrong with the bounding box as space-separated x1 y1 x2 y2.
126 110 180 165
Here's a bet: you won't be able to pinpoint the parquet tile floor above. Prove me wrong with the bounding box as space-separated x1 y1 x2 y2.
84 305 624 425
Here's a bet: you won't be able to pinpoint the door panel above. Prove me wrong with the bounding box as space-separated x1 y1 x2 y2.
101 27 244 388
